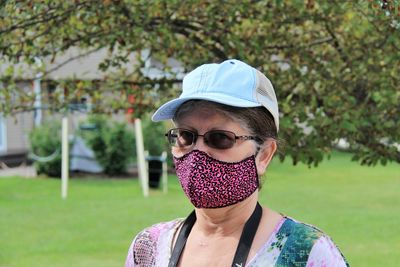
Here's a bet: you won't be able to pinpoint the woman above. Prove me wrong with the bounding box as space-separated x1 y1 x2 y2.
125 59 348 266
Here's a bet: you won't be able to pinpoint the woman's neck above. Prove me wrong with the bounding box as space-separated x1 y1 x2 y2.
193 194 258 237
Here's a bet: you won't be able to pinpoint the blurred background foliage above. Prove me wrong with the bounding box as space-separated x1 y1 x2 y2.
1 0 399 167
28 115 168 177
29 120 62 177
78 115 136 176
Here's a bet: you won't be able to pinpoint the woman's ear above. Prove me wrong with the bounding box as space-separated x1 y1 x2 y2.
256 139 277 176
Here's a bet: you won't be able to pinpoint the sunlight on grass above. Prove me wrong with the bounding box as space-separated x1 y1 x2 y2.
0 151 399 267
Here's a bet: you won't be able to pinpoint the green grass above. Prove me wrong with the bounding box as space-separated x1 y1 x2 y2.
0 151 399 267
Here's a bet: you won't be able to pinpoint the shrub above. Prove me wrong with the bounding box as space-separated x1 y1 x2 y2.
79 115 135 176
141 114 169 157
29 121 62 177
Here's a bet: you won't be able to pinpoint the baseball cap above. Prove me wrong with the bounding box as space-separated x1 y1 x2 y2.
152 59 279 131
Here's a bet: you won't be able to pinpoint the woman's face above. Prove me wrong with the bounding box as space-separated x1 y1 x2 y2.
172 106 257 162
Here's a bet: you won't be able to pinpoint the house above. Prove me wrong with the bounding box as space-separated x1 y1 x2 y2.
0 47 183 167
0 83 35 167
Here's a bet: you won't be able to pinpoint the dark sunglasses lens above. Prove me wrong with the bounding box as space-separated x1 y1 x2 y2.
168 129 194 147
205 131 236 149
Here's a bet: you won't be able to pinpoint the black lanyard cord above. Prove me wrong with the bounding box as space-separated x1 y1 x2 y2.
168 202 263 267
168 210 196 267
232 202 262 266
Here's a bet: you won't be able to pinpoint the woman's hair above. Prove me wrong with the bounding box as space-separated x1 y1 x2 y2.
173 100 278 147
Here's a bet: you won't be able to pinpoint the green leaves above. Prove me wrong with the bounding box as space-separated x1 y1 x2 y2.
28 120 62 177
79 115 135 176
1 0 399 167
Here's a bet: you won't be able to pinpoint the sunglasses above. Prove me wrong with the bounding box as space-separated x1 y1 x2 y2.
165 128 260 150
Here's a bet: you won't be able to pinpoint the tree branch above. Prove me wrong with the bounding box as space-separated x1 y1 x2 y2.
41 47 103 77
0 2 91 34
324 23 350 65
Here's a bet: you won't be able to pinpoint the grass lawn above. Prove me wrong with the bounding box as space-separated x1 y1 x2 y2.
0 151 399 267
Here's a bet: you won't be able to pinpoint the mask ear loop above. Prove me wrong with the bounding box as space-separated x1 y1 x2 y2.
254 138 276 190
254 136 276 157
254 141 265 190
254 137 264 157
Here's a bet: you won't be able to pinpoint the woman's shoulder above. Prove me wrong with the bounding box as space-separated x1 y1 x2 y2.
125 218 184 267
278 216 325 242
135 218 184 241
274 216 349 266
132 218 184 251
249 216 348 266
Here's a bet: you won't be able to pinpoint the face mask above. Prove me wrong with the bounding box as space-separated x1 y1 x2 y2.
173 150 259 209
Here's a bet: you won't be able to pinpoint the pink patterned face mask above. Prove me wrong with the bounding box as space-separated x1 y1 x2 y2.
173 150 259 209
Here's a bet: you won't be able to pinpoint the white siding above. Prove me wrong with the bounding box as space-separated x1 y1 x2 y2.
5 112 34 154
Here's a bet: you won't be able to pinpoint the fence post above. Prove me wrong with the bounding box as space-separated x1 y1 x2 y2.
134 118 149 197
61 115 69 199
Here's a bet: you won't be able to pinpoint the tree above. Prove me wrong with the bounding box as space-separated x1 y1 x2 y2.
1 0 399 166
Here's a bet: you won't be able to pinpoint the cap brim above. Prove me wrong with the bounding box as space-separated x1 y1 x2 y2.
152 93 261 122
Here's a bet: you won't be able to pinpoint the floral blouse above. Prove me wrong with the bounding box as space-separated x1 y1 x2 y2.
125 216 349 267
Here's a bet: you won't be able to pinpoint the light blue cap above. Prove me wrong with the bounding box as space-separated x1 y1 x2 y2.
152 59 279 130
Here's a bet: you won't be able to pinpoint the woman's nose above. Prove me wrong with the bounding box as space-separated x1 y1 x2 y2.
192 135 210 152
